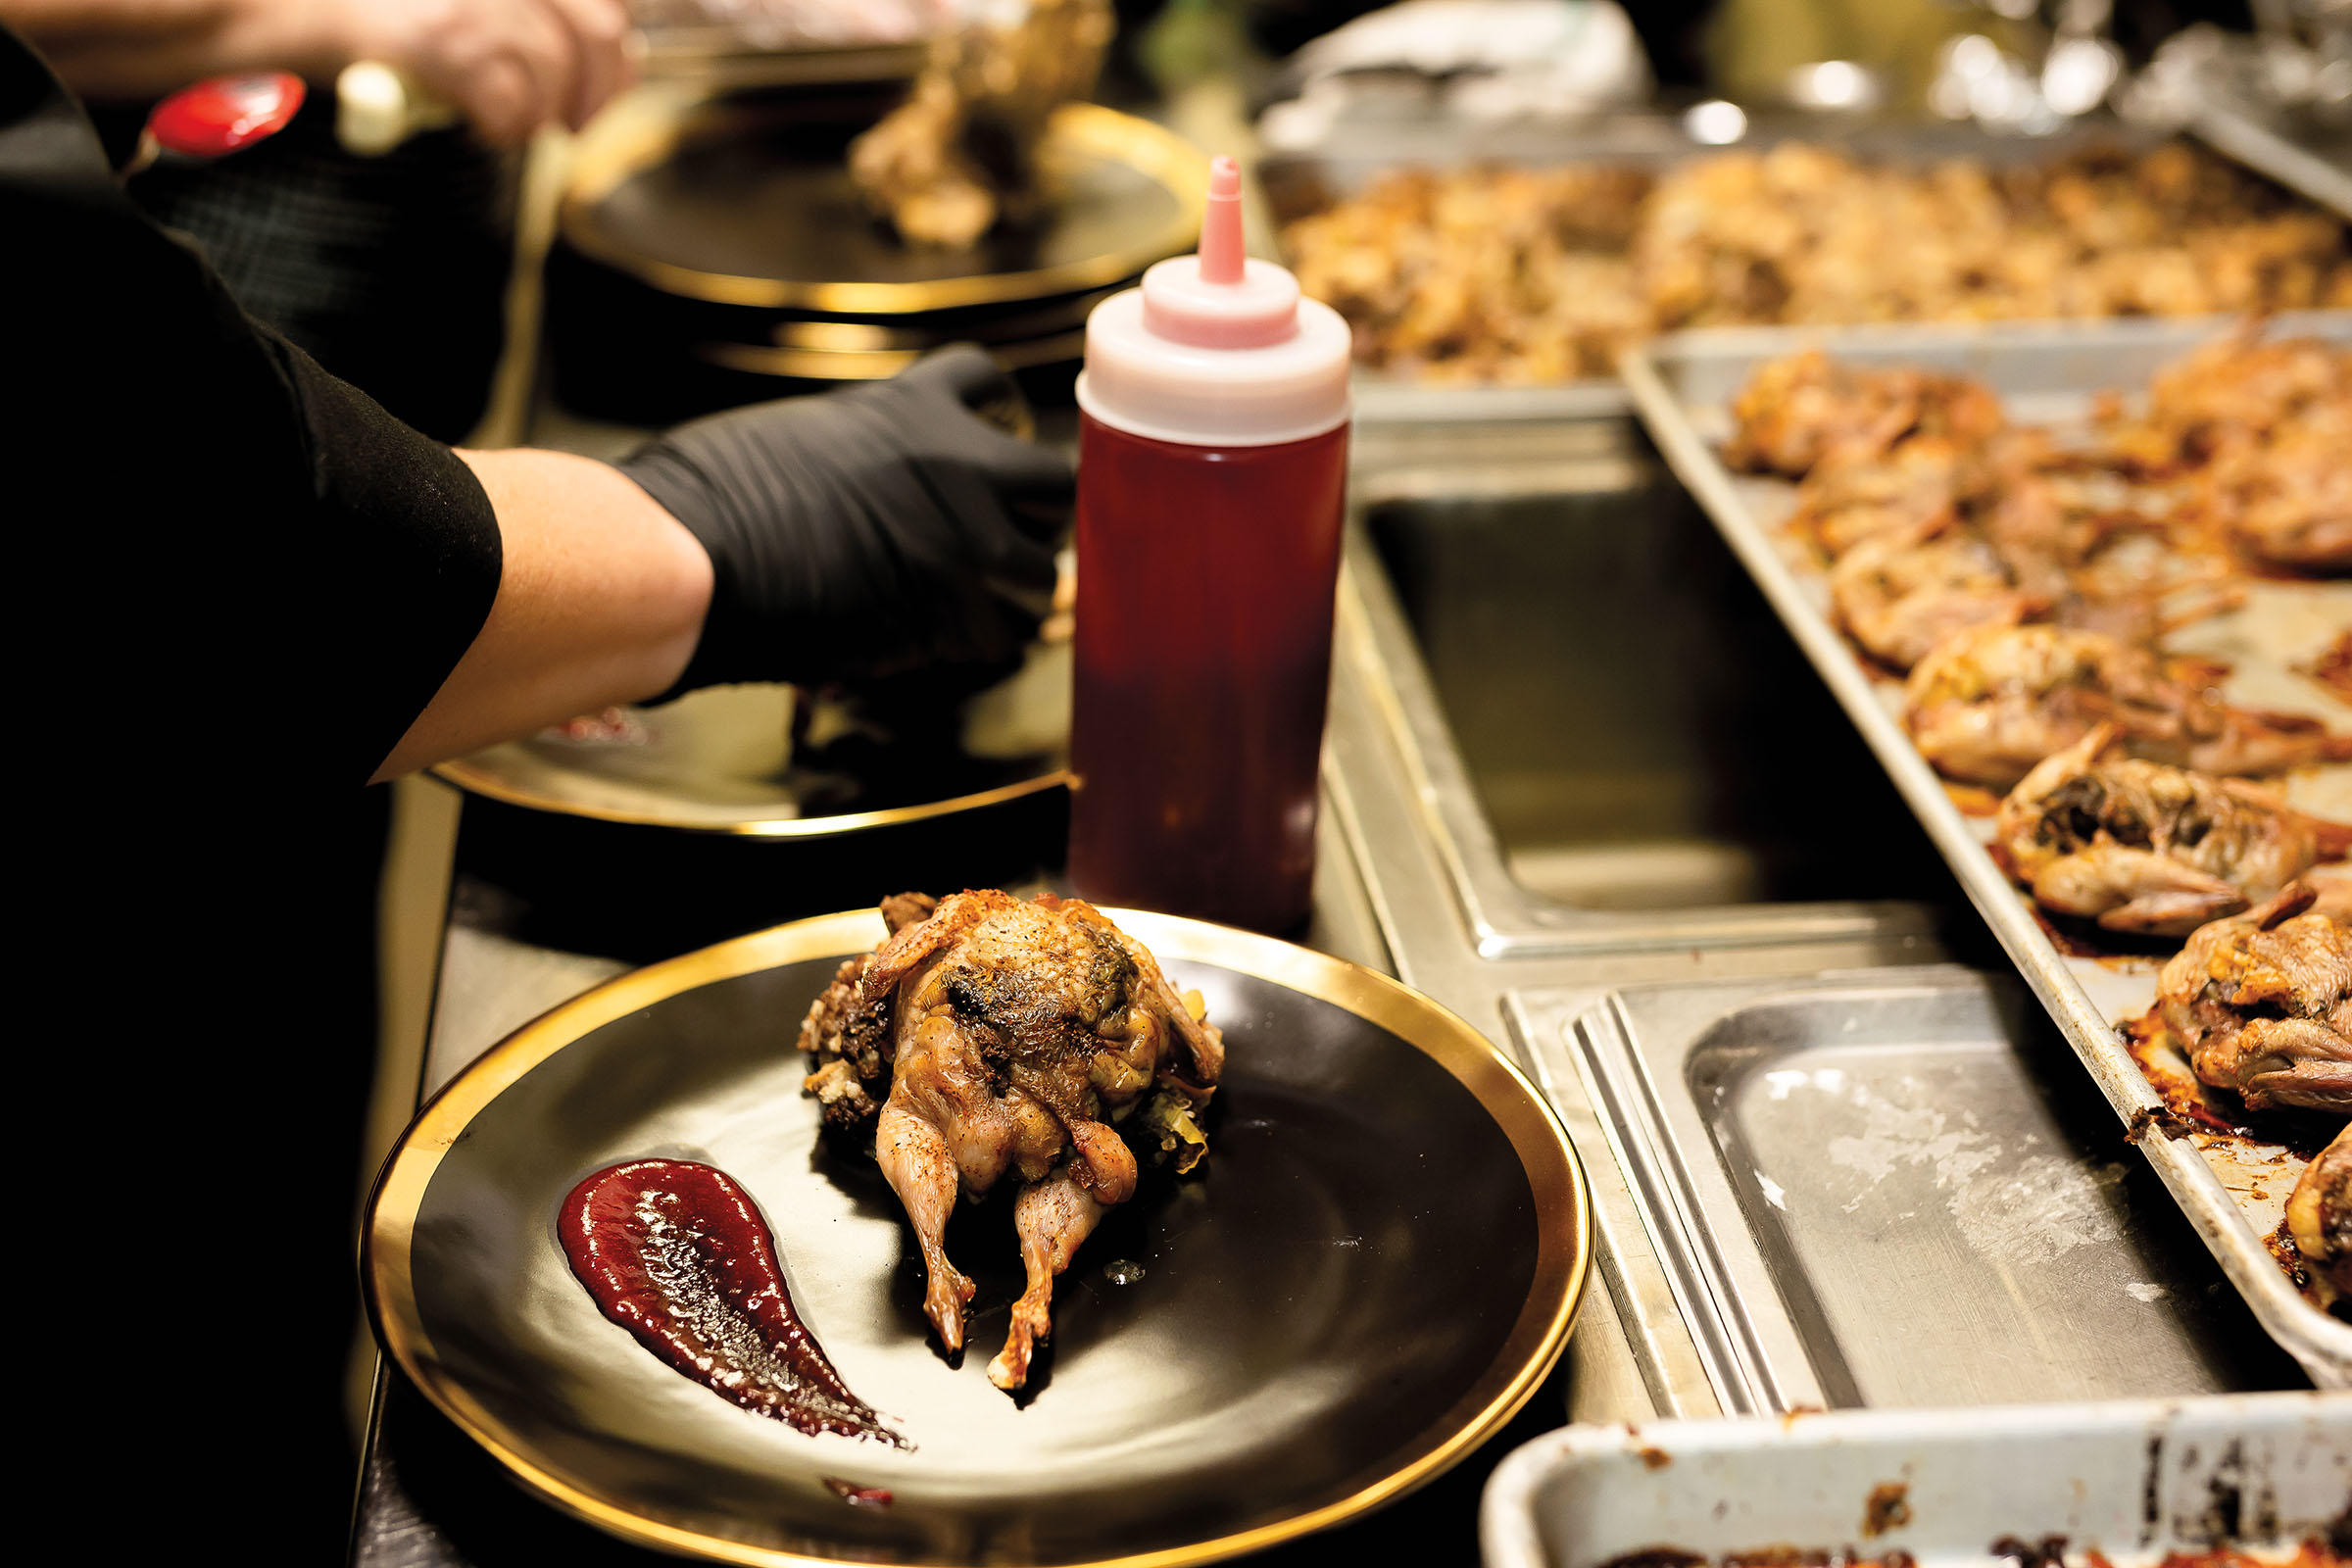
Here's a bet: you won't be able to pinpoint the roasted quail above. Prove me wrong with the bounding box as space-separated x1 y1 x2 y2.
2157 882 2352 1114
2117 332 2352 572
1829 521 2039 673
848 0 1112 248
2287 1123 2352 1303
1724 350 2004 480
1995 723 2346 935
1904 623 2347 789
799 890 1220 1392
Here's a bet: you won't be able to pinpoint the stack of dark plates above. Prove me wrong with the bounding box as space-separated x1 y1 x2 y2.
546 81 1203 421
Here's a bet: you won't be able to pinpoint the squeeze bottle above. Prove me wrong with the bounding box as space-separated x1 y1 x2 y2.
1066 156 1353 932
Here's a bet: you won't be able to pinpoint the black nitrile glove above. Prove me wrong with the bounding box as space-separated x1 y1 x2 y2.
618 345 1071 698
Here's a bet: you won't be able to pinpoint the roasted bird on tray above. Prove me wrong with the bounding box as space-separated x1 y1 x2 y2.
1906 624 2345 789
2103 333 2352 573
1724 336 2352 898
2156 881 2351 1115
1725 338 2352 803
1994 724 2348 936
799 890 1221 1392
2290 1124 2352 1305
1725 349 2006 481
1739 332 2352 579
2146 880 2352 1305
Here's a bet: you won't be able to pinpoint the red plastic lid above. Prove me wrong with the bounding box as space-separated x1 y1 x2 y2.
146 73 307 159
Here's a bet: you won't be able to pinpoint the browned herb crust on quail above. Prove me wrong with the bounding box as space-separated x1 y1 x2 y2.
796 890 1222 1393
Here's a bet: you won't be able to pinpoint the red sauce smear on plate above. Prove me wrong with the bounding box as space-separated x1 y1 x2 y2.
559 1159 905 1446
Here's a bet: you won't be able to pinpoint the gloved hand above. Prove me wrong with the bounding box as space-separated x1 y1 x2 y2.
618 345 1070 699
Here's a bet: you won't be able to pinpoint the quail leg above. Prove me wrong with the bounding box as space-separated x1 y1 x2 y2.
2214 1017 2352 1114
2031 846 2248 936
876 1091 975 1351
988 1168 1105 1393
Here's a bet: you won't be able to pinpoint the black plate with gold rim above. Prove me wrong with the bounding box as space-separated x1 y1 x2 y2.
366 908 1590 1567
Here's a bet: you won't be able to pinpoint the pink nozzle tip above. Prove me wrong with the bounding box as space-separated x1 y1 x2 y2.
1200 155 1245 284
1132 153 1302 349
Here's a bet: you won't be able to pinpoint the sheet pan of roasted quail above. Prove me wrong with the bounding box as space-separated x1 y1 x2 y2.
1622 314 2352 1386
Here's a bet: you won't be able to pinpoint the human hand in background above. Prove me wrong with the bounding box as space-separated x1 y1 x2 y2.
329 0 637 144
619 345 1074 698
4 0 636 144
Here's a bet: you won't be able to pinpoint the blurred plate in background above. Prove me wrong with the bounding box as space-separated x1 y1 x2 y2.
548 93 1201 417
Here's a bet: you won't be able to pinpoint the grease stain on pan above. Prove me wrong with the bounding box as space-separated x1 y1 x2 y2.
1809 1076 2132 1265
1862 1482 1913 1539
1949 1155 2130 1267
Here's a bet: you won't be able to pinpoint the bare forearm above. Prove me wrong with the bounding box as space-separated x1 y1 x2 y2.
0 1 350 98
369 449 714 783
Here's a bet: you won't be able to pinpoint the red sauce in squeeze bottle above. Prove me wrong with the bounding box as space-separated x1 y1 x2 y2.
1068 156 1353 932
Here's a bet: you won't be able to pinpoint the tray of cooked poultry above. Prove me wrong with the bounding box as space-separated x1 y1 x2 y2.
1263 122 2352 413
1620 315 2352 1387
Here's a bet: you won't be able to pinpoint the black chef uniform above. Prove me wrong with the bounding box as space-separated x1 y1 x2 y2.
4 24 499 1555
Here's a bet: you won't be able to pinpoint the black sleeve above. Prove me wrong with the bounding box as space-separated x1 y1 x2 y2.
1 26 502 790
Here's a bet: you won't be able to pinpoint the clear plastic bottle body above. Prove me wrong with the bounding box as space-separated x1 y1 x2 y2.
1066 412 1349 931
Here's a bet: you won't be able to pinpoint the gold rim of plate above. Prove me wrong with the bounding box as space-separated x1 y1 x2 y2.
692 325 1089 380
429 751 1071 836
365 907 1592 1568
561 100 1207 314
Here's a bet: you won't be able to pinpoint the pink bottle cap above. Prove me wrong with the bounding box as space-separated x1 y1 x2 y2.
1079 156 1351 447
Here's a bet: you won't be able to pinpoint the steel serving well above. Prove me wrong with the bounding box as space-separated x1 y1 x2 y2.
1552 964 2309 1415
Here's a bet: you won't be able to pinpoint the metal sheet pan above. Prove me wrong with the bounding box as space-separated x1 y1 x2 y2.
1621 315 2352 1388
1550 964 2306 1417
1481 1393 2351 1568
1258 113 2174 225
2184 89 2352 222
